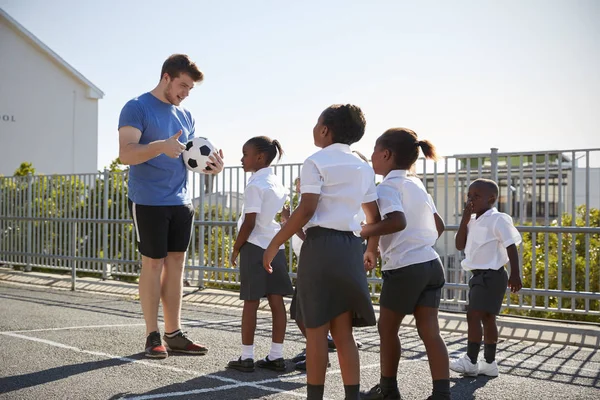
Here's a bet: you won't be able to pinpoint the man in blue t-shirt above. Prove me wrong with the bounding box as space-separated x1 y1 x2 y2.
118 54 224 359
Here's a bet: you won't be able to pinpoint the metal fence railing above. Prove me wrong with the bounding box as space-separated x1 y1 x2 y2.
1 148 599 317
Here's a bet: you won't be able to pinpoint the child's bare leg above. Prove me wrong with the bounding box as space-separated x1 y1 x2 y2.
267 294 286 343
329 311 359 384
296 318 307 338
466 309 484 363
414 305 449 380
242 300 260 345
481 312 498 363
466 309 484 343
305 323 330 384
481 313 498 343
415 306 451 399
378 306 405 377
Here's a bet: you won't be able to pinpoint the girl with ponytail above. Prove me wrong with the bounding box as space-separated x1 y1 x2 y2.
360 128 451 400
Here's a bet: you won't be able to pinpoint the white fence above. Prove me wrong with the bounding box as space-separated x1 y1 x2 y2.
1 148 599 317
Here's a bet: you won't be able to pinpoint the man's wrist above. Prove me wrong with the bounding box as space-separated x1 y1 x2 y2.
151 139 166 155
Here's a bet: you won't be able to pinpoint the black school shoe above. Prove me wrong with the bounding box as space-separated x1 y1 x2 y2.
426 395 451 400
327 335 336 351
291 348 306 363
256 356 286 372
360 384 402 399
226 357 255 372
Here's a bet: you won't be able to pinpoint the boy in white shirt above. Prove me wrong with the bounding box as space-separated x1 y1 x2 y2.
450 178 522 377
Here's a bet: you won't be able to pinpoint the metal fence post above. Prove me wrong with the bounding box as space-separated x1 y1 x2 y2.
71 221 77 291
491 147 499 182
25 173 33 272
491 148 499 207
102 169 110 280
198 174 206 289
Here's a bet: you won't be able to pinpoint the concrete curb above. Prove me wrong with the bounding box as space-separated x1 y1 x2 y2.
1 268 599 349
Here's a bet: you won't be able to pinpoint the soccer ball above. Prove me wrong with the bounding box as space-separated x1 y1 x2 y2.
183 137 217 173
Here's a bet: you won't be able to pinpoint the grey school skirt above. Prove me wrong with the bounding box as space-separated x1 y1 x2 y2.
295 227 376 329
239 242 293 301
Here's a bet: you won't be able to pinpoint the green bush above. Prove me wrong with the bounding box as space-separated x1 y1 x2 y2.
506 206 600 322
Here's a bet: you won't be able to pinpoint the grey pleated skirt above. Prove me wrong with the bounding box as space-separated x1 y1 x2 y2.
239 242 293 301
295 227 376 329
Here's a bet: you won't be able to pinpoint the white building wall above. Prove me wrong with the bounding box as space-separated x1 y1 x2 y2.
0 17 99 175
568 168 600 212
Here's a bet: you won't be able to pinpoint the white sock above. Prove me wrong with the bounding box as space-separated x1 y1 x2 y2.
269 342 284 360
165 329 181 338
241 344 254 360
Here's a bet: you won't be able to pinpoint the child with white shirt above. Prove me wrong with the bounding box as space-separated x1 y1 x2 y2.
360 128 451 400
263 104 380 400
282 177 363 372
226 136 294 373
450 178 522 378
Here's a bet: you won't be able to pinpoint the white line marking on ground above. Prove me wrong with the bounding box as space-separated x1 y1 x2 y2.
0 332 311 399
124 384 313 400
2 304 598 399
2 323 146 334
182 318 241 325
0 332 213 376
1 319 242 334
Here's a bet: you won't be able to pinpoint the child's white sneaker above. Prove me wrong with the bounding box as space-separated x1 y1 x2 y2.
449 354 478 376
477 360 499 377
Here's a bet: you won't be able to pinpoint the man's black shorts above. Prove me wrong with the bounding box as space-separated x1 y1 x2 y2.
128 199 195 259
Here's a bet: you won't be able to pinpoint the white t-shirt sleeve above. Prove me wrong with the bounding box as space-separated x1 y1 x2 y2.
376 183 404 217
363 179 378 203
494 214 522 247
291 234 303 258
427 194 438 214
243 185 262 214
300 159 323 194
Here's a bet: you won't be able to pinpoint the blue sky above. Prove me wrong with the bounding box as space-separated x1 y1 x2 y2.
2 0 599 169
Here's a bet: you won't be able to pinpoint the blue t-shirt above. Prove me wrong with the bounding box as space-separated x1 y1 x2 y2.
118 92 195 206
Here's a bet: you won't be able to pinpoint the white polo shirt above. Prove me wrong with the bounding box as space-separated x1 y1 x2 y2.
301 143 378 234
377 170 440 271
237 167 287 249
461 207 522 271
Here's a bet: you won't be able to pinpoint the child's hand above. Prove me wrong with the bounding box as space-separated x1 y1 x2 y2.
508 274 522 293
230 248 239 267
363 251 377 271
462 200 473 223
280 205 290 224
262 244 277 274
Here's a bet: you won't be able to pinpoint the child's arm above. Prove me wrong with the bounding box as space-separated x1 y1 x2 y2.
230 213 257 266
434 213 445 238
427 194 445 238
507 244 522 293
493 214 523 293
361 182 405 238
280 205 306 241
296 230 307 241
360 211 406 238
362 201 382 271
263 194 319 273
455 201 473 251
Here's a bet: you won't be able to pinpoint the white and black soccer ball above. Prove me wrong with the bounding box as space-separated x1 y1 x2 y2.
183 137 217 173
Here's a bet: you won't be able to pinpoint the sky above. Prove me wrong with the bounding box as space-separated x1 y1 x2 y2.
1 0 599 170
